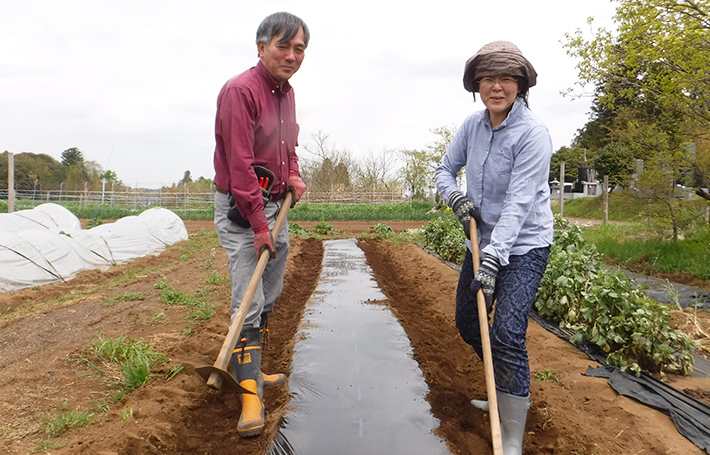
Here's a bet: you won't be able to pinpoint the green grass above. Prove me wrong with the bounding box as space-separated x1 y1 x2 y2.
204 271 228 285
107 292 147 306
557 192 645 222
560 191 710 223
42 401 93 438
160 289 203 307
2 199 436 222
288 200 435 221
83 334 168 391
582 223 710 280
534 369 560 384
159 287 219 322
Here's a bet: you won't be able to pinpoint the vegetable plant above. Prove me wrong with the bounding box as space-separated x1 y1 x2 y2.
535 216 696 377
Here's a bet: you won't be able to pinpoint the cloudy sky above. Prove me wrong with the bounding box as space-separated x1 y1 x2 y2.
2 1 618 189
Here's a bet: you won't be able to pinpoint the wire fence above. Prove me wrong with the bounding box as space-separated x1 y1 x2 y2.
1 188 409 210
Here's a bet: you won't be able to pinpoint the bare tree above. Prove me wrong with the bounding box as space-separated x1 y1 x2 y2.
354 149 399 192
300 131 358 193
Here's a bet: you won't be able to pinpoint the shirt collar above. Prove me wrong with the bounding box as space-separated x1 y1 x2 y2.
255 60 292 94
489 98 524 131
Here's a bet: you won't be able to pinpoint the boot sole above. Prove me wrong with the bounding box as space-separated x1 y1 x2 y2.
237 421 264 438
263 373 287 388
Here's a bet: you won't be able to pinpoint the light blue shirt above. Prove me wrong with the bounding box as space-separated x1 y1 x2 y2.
435 99 554 266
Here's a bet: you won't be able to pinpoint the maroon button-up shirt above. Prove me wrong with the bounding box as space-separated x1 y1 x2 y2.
213 61 301 232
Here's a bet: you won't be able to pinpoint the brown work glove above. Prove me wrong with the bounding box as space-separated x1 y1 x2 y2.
253 226 275 260
287 171 306 208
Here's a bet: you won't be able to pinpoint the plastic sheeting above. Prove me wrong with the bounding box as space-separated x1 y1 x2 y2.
269 239 450 455
529 310 710 453
0 203 189 293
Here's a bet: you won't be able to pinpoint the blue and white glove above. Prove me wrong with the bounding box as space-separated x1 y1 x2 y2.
448 191 481 238
471 254 500 310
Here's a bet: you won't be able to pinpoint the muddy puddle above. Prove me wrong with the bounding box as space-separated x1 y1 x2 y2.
269 238 450 455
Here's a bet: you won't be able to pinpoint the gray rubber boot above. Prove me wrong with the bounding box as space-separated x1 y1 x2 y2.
230 327 265 438
259 313 287 388
497 391 530 455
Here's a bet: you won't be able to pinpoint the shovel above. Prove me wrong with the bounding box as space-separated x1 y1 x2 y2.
196 192 293 393
470 218 504 455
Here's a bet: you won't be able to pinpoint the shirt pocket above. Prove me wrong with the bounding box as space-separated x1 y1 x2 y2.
487 147 513 196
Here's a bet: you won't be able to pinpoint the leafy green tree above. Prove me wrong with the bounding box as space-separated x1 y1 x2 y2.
593 143 634 190
0 151 62 191
399 148 431 200
564 0 710 202
400 125 458 202
550 145 595 183
571 96 614 152
427 125 456 166
61 147 84 167
101 170 118 183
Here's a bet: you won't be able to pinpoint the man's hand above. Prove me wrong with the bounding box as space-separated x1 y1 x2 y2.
287 171 306 208
449 191 482 237
471 254 500 310
253 226 275 259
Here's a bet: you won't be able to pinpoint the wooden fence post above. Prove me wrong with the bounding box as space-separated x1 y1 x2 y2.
603 175 609 225
559 161 565 216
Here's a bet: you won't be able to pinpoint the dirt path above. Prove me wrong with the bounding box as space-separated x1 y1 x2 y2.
0 220 707 454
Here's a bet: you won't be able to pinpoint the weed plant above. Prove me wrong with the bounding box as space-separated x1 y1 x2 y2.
159 288 218 323
534 369 560 384
107 292 147 306
42 402 93 438
84 334 168 390
160 289 203 307
204 271 229 285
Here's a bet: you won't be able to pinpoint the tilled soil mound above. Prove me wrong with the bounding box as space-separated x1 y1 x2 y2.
0 220 706 455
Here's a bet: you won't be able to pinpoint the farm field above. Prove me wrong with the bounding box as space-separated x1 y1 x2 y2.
0 220 708 454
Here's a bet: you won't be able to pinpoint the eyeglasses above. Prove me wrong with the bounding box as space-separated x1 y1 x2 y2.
478 76 518 88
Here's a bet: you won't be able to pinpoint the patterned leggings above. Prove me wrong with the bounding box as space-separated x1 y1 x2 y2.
455 246 550 397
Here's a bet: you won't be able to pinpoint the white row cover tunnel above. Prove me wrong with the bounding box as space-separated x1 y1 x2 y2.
0 203 189 293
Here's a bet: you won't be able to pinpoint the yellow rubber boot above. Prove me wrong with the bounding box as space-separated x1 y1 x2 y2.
231 327 265 438
237 378 264 437
263 371 287 387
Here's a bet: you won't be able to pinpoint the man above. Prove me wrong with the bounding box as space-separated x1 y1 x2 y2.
212 12 309 438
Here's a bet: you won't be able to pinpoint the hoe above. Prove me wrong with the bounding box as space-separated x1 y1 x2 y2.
196 192 293 393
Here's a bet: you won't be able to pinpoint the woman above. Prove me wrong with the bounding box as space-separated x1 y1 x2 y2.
434 41 554 455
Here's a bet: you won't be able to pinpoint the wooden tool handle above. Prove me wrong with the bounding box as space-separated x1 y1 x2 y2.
470 218 504 455
206 192 294 390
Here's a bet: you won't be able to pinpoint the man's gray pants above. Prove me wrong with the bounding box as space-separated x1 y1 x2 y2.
214 191 290 329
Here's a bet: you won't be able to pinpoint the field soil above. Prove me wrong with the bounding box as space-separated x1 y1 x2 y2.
0 220 708 455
